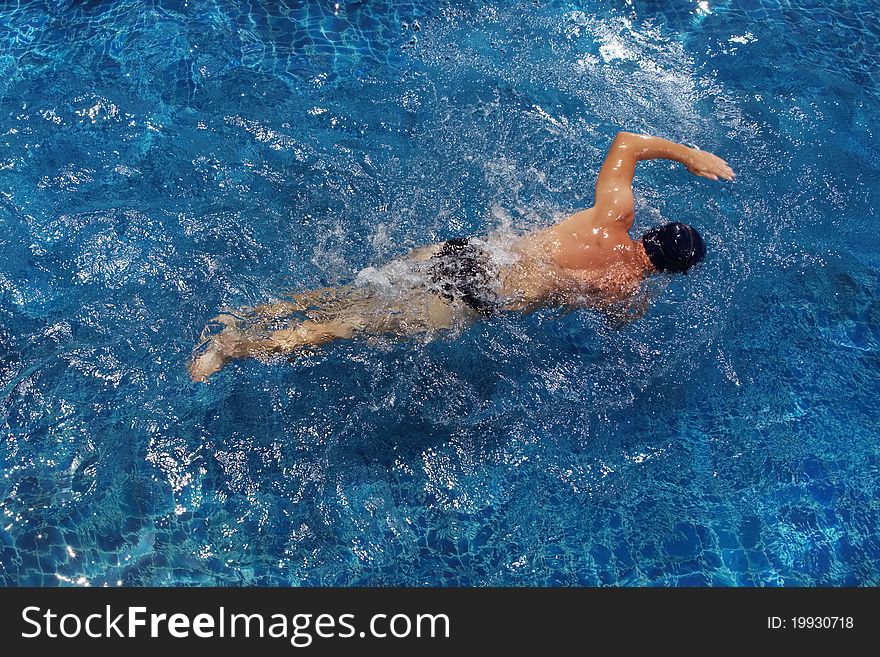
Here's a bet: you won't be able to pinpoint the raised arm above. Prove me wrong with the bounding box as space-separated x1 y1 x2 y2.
593 131 735 229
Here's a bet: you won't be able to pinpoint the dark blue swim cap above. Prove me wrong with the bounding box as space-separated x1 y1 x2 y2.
641 222 706 274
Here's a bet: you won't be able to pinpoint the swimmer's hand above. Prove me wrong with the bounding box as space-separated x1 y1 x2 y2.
685 148 735 181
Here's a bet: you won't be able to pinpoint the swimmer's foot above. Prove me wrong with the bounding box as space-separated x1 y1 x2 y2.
189 332 238 382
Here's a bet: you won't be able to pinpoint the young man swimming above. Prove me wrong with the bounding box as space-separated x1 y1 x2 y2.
189 131 734 382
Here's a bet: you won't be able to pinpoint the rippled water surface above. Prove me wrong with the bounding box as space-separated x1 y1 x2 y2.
1 0 879 586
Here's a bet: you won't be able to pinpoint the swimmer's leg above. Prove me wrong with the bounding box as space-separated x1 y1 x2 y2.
189 289 457 382
245 287 343 320
189 287 353 382
266 316 366 352
188 316 366 382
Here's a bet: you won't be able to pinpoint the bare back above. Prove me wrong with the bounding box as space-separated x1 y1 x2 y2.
497 209 648 311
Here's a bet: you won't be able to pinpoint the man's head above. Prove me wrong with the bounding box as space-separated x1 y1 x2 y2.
641 222 706 274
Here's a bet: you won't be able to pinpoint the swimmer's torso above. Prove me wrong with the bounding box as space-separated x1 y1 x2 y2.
495 208 648 310
380 209 648 316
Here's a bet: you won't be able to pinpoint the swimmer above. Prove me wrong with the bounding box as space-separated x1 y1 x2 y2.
189 131 734 382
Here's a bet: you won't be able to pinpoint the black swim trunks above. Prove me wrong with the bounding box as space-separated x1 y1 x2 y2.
428 237 500 314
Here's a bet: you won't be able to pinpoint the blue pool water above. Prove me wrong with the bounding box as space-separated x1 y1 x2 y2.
1 0 879 586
